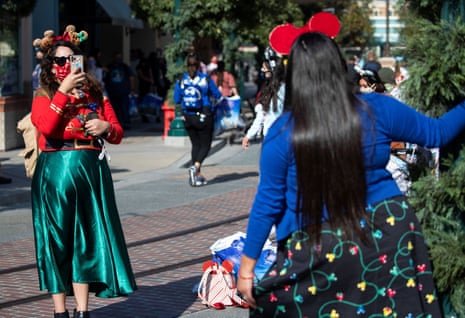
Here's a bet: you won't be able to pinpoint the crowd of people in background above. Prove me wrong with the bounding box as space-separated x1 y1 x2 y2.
1 45 414 189
346 49 422 195
80 48 170 129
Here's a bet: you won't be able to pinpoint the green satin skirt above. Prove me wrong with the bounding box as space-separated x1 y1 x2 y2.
31 149 137 297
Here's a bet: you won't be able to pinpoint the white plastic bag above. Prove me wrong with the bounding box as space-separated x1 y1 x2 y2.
210 232 276 281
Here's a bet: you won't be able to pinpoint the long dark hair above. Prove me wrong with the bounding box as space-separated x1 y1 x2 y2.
259 58 286 113
215 60 225 88
39 41 103 103
286 32 367 245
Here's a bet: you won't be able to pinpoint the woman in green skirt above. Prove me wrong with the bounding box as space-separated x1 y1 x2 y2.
31 26 137 318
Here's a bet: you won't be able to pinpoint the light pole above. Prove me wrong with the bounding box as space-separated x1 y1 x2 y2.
167 0 188 139
384 0 391 57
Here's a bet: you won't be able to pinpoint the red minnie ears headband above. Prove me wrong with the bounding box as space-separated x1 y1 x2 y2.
269 12 341 56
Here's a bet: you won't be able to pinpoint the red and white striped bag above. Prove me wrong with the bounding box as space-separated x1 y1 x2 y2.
197 260 248 310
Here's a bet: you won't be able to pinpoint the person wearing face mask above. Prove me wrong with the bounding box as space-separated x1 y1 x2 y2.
87 54 105 93
173 51 222 187
30 27 137 318
242 47 286 149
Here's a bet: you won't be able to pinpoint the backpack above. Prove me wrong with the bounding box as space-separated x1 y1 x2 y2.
179 74 210 110
16 112 40 178
197 260 249 310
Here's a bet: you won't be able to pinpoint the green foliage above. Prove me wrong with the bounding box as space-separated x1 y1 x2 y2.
337 0 374 48
409 150 465 316
131 0 174 28
397 0 444 22
400 6 465 315
401 17 465 117
133 0 302 85
289 0 374 49
132 0 376 99
0 0 37 17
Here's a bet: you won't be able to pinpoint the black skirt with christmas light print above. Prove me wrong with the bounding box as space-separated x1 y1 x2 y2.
251 196 442 317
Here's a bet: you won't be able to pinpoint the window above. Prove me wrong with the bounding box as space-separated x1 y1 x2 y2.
0 12 19 96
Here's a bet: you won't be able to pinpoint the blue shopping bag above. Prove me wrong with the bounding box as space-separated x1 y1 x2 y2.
129 94 139 117
214 96 245 136
138 93 163 115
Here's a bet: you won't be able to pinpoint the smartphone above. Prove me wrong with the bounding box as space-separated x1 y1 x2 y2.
70 55 84 73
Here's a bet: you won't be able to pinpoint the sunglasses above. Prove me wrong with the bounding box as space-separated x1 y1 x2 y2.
187 63 198 67
53 56 71 67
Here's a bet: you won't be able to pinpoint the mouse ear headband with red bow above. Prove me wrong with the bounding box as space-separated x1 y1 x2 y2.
269 12 341 56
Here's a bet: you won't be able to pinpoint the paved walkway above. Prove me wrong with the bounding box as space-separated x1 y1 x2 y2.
0 118 261 317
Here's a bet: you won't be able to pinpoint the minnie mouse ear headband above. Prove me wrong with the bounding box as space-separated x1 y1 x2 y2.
32 25 88 53
269 12 341 56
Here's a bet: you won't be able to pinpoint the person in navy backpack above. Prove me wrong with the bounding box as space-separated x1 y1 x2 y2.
174 52 222 187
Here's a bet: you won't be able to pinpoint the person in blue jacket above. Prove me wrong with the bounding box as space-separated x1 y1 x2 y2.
237 32 462 316
174 52 222 186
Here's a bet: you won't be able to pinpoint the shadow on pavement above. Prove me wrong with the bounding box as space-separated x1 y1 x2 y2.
110 167 131 174
207 172 259 185
90 276 201 318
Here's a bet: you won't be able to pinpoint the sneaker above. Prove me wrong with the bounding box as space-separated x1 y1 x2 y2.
194 175 207 187
188 165 197 186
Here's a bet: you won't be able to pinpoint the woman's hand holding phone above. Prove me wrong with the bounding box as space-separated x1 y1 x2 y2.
70 55 84 73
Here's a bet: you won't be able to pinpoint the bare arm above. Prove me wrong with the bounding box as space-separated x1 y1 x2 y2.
237 254 258 308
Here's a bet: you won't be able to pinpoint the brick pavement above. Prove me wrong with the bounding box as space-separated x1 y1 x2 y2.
0 165 258 318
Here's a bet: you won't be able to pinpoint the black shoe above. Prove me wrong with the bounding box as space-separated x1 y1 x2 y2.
73 309 90 318
54 310 69 318
0 176 11 184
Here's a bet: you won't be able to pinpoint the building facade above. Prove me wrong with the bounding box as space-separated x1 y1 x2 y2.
369 0 404 48
0 0 167 151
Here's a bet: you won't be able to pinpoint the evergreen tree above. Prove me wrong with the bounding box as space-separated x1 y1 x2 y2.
337 0 374 48
399 2 465 315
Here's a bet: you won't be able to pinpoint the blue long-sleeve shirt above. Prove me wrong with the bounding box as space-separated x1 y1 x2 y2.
243 92 465 259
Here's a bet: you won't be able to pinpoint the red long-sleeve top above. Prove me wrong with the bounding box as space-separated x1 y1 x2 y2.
31 88 123 151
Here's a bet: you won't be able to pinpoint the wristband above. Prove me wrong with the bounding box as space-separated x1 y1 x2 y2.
238 273 254 280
